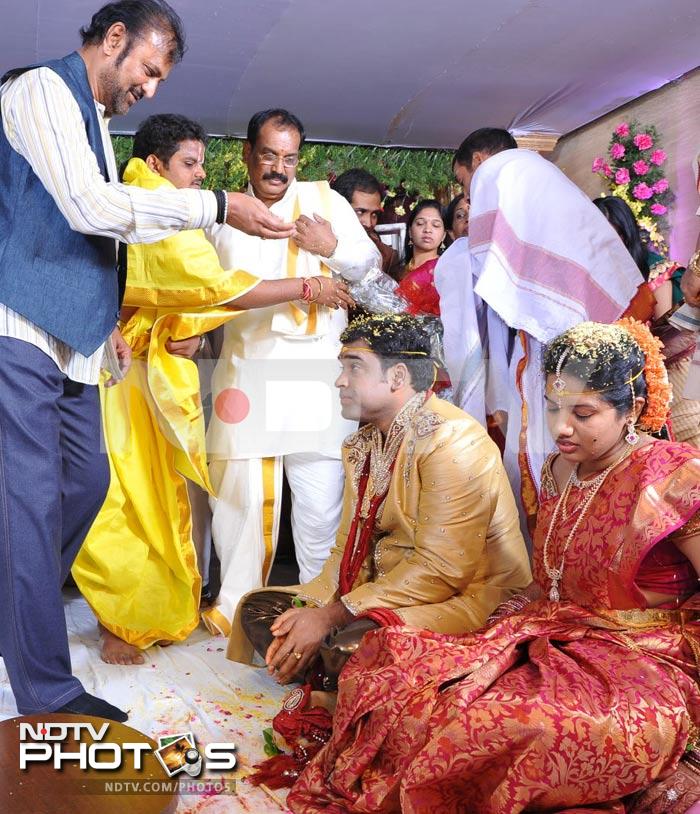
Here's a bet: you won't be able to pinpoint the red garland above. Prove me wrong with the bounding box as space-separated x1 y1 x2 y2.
338 454 395 595
248 684 333 789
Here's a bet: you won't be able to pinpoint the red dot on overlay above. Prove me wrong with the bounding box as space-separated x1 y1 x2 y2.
41 728 47 735
214 388 250 424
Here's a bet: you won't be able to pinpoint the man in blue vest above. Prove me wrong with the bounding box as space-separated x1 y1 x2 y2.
0 0 295 722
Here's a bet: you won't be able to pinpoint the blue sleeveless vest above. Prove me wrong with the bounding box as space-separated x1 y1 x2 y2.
0 51 121 356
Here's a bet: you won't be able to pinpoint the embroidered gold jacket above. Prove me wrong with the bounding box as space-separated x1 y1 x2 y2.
227 395 531 662
305 395 531 633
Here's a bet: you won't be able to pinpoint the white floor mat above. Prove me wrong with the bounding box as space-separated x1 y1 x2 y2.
0 590 291 813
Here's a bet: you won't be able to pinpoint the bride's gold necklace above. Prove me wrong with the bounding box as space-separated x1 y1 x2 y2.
542 447 633 602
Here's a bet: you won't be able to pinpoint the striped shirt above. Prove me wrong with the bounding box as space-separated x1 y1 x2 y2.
0 65 218 384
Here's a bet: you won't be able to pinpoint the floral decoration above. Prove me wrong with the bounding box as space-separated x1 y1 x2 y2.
592 121 674 252
615 317 672 432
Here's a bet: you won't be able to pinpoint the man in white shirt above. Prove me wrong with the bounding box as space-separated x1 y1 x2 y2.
204 109 380 636
0 1 293 722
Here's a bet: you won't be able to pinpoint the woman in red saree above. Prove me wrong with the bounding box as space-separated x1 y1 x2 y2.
394 199 447 317
288 319 700 814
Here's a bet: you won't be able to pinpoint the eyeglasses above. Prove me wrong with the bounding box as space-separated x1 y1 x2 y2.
255 152 299 168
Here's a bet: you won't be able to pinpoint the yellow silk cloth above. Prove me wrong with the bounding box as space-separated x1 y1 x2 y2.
72 159 259 648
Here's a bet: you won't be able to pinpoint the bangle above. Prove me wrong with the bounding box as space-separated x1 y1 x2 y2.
308 277 322 303
214 190 227 224
300 278 313 302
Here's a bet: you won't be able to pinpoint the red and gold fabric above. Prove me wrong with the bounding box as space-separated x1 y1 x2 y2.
288 441 700 814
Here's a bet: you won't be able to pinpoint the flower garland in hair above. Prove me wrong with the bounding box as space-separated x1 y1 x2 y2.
592 120 674 255
614 317 671 432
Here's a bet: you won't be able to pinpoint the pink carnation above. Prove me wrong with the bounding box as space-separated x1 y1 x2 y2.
633 133 654 150
633 182 654 200
652 178 669 194
632 160 649 176
615 168 630 184
650 149 667 166
615 122 630 137
650 203 668 215
592 157 606 173
610 143 626 159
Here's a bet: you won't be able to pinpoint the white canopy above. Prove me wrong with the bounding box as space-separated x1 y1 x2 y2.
2 0 699 147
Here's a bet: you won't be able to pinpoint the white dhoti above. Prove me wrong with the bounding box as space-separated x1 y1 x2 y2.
206 453 344 635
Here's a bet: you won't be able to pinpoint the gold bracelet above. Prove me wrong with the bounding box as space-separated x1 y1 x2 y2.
309 277 323 303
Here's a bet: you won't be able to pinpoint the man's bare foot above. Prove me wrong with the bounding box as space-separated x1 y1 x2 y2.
100 627 145 665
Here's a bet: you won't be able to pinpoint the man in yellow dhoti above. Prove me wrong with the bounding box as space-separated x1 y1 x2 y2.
204 110 381 636
229 314 532 689
72 114 351 664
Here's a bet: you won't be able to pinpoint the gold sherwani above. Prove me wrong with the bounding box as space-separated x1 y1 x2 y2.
228 395 531 662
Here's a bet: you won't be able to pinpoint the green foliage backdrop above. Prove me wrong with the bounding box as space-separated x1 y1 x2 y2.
112 135 456 204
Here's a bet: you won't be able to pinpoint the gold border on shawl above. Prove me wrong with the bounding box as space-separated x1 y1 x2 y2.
261 457 277 583
201 606 233 637
286 181 334 333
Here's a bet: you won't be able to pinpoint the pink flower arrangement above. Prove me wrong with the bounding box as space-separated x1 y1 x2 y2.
610 143 626 159
633 182 653 200
593 120 673 247
633 133 654 150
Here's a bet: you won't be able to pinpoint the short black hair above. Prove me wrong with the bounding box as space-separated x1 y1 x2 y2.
543 322 647 417
453 128 517 168
592 196 650 280
331 169 382 203
132 113 207 164
341 314 436 392
80 0 186 64
445 193 466 230
404 199 447 265
246 109 306 149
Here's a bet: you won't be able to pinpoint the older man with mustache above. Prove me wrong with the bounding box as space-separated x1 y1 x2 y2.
204 109 381 637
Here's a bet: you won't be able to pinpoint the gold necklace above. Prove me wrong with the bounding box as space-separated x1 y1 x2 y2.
360 392 426 517
542 447 632 601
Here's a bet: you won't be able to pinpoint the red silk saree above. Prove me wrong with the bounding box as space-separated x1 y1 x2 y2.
288 441 700 814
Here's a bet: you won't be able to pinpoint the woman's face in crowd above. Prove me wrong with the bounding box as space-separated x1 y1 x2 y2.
544 373 631 466
410 207 445 253
450 198 470 239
